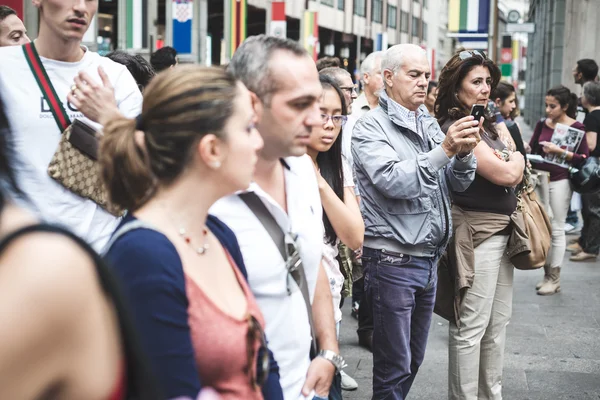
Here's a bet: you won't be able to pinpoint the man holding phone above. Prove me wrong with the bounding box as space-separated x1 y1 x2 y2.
352 44 479 400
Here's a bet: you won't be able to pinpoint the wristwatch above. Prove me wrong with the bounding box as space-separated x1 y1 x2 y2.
318 349 347 372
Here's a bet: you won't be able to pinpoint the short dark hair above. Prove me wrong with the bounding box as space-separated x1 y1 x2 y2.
0 6 17 22
316 56 341 71
577 59 599 82
491 81 515 103
227 35 307 105
150 46 178 73
106 51 155 90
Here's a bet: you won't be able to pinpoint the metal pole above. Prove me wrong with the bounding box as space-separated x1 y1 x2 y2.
118 0 127 50
199 0 208 64
223 0 230 62
490 0 499 63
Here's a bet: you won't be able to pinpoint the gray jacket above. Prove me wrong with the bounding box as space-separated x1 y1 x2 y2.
351 91 477 258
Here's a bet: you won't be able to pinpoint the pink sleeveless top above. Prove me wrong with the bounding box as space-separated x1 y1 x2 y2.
185 254 265 400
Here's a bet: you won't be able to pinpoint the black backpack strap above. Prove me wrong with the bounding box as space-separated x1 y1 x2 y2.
0 224 161 400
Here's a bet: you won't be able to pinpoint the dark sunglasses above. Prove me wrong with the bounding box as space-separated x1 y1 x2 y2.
246 314 269 388
458 50 487 60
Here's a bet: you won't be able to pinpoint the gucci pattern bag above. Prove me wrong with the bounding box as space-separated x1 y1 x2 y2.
22 42 121 216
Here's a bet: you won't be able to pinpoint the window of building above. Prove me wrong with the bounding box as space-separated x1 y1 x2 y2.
338 0 345 10
387 4 397 29
354 0 366 16
321 0 334 6
412 16 419 36
372 0 383 23
422 21 428 41
423 0 428 8
400 11 409 33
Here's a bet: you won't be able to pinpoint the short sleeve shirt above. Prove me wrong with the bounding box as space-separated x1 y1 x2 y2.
0 45 142 251
210 154 324 400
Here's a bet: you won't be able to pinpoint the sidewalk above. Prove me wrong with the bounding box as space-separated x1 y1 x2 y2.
339 238 600 399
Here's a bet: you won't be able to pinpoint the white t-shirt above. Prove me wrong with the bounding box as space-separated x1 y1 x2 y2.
322 157 355 323
0 45 143 251
210 155 324 400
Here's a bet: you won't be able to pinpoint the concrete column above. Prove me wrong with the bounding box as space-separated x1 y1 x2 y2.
23 1 38 40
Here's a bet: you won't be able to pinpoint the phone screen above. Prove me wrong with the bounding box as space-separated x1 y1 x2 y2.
470 104 485 120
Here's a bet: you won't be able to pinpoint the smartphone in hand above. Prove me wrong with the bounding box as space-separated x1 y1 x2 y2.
470 104 486 121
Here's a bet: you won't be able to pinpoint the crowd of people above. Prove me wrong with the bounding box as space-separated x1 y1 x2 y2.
0 2 598 400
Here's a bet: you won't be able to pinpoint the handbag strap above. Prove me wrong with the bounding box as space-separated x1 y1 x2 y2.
22 42 72 132
239 192 318 359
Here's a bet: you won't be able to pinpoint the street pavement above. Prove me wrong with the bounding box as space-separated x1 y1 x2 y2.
339 239 600 400
337 119 600 399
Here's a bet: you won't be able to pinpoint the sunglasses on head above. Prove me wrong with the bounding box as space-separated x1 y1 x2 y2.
246 313 269 388
458 50 487 60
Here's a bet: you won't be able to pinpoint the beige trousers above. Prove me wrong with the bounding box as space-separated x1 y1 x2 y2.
448 235 514 400
545 179 572 268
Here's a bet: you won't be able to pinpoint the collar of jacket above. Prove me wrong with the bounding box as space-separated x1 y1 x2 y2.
378 90 437 135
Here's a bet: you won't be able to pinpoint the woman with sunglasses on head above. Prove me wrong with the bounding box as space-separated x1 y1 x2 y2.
101 65 282 400
0 93 159 399
306 75 364 395
529 85 589 295
436 49 524 400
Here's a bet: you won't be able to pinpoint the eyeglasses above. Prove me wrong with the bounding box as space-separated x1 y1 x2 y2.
246 314 269 388
458 50 487 60
320 113 348 127
339 85 358 95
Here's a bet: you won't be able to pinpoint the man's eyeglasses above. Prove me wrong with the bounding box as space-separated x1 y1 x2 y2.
320 113 348 127
458 50 487 61
246 314 269 388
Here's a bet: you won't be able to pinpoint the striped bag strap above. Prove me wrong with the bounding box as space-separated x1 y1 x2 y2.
22 42 72 132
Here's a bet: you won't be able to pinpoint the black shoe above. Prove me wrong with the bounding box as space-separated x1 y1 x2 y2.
357 331 373 352
351 301 359 320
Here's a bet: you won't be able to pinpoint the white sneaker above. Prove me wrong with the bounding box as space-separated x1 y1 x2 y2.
340 370 358 391
565 223 581 234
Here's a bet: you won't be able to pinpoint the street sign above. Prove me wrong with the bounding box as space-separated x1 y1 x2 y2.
507 10 520 23
506 23 535 33
501 48 512 64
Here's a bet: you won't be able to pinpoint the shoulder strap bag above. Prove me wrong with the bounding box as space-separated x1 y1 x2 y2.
239 192 318 360
22 42 121 216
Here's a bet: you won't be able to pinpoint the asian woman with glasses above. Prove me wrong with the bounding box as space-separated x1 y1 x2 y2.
305 75 365 396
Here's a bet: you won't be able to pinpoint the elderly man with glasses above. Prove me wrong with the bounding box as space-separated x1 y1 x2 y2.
352 43 480 400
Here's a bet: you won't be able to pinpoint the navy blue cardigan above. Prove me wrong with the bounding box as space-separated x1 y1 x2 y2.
105 213 283 400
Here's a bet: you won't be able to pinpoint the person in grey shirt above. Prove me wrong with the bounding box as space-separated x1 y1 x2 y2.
351 43 480 400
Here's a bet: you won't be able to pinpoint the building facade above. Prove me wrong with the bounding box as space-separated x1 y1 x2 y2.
525 0 600 125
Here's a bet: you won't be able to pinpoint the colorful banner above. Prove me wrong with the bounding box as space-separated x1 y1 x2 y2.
303 11 319 61
448 0 490 33
126 0 147 49
3 0 23 19
229 0 247 57
270 1 287 38
172 0 193 54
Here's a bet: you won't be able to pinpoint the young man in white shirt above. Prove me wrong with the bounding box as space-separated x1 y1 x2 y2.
210 35 340 400
0 0 142 251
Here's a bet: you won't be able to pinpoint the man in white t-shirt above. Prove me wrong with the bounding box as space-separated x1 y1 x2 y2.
210 35 341 400
0 0 142 251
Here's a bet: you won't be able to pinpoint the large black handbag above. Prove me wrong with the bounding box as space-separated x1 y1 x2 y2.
570 157 600 194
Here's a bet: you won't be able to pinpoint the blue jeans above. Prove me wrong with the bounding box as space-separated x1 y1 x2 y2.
363 247 438 400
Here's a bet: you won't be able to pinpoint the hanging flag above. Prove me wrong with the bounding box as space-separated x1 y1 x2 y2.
270 1 287 38
230 0 247 57
448 0 490 33
172 0 193 54
303 11 319 61
126 0 147 49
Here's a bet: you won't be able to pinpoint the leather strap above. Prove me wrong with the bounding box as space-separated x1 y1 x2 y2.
22 42 72 132
239 192 318 359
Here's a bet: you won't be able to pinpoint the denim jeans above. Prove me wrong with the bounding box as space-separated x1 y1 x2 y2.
363 247 438 400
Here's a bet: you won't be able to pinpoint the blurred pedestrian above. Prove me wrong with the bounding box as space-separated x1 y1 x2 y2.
0 5 29 46
0 87 159 400
102 65 279 400
436 49 524 400
353 51 384 119
569 81 600 262
106 51 156 92
352 44 478 400
529 85 589 295
316 56 341 71
151 46 178 72
573 58 599 122
491 81 527 158
424 80 438 115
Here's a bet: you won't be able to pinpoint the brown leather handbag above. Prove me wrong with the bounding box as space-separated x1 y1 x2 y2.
510 173 552 270
23 42 121 216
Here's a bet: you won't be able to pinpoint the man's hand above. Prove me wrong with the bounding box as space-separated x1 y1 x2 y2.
67 66 120 126
302 357 336 397
442 115 482 158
